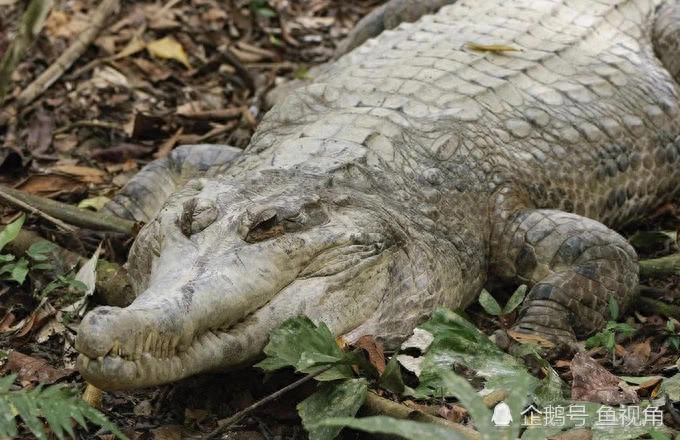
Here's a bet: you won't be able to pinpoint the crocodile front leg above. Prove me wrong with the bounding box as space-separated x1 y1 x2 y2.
654 0 680 83
103 144 241 222
490 209 638 342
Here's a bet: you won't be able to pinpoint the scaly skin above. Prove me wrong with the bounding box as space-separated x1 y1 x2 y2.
77 0 680 390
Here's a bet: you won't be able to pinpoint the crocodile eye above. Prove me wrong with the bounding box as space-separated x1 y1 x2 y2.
243 208 285 243
179 198 218 237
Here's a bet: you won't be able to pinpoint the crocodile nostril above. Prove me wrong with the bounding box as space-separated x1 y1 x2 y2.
76 307 121 358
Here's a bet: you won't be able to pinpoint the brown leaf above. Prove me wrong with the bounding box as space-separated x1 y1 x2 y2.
354 335 386 374
570 352 639 405
26 107 54 157
637 376 663 399
50 164 106 177
548 428 592 440
91 143 154 163
437 404 467 422
0 310 16 332
131 57 171 83
506 329 556 348
154 127 184 159
4 351 75 384
151 425 185 440
17 174 84 196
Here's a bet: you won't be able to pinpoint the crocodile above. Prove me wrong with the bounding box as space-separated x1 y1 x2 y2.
76 0 680 390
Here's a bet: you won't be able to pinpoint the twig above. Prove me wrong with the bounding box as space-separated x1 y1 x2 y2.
635 296 680 321
362 392 481 440
54 119 128 135
0 186 75 232
639 254 680 278
0 184 135 234
205 364 335 439
0 0 121 127
6 229 134 307
0 0 54 100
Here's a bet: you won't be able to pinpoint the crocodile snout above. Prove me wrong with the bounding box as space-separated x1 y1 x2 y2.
76 306 124 359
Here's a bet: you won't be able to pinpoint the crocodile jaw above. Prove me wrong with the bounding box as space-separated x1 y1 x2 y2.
76 205 398 390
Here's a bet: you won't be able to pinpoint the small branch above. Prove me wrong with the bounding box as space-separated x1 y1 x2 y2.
0 186 75 232
639 254 680 278
0 184 135 234
0 0 120 127
7 229 134 307
362 392 481 440
635 296 680 321
54 120 127 135
0 0 54 100
205 364 335 439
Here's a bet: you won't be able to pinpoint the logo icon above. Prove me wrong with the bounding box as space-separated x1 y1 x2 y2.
492 402 513 427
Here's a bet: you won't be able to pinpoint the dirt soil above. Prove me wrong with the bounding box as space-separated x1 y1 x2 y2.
1 0 680 439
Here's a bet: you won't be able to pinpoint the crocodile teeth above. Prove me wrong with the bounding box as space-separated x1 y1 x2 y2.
81 356 89 369
111 339 121 357
144 332 153 353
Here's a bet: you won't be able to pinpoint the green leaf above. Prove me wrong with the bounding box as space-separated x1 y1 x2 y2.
318 416 467 440
0 214 24 252
503 285 527 314
415 308 537 395
255 7 277 17
478 289 502 316
0 253 14 262
32 262 53 271
10 258 29 284
378 356 405 394
609 297 619 320
299 379 367 440
256 317 352 379
0 380 128 440
26 241 58 261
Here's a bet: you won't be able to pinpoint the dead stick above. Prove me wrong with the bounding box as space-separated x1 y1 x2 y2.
0 184 135 234
639 254 680 278
362 392 481 440
205 364 335 439
0 187 75 232
0 0 120 126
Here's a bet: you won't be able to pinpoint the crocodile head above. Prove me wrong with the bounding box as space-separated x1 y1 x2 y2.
76 172 459 390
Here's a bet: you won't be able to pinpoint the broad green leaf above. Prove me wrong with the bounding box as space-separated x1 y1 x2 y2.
10 258 29 284
416 308 537 394
503 285 527 314
378 356 405 394
256 317 352 379
318 416 468 440
11 392 47 440
609 297 619 320
26 241 58 261
299 379 367 440
478 289 501 316
0 253 14 262
0 214 24 252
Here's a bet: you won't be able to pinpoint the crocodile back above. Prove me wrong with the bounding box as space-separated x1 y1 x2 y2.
245 0 679 229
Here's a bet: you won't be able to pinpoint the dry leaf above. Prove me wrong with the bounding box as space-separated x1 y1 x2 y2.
506 329 556 348
18 174 84 195
82 384 103 409
147 36 192 69
570 352 639 405
465 42 522 53
51 164 107 177
77 196 111 211
107 36 146 61
4 351 75 384
354 335 386 374
154 127 184 158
